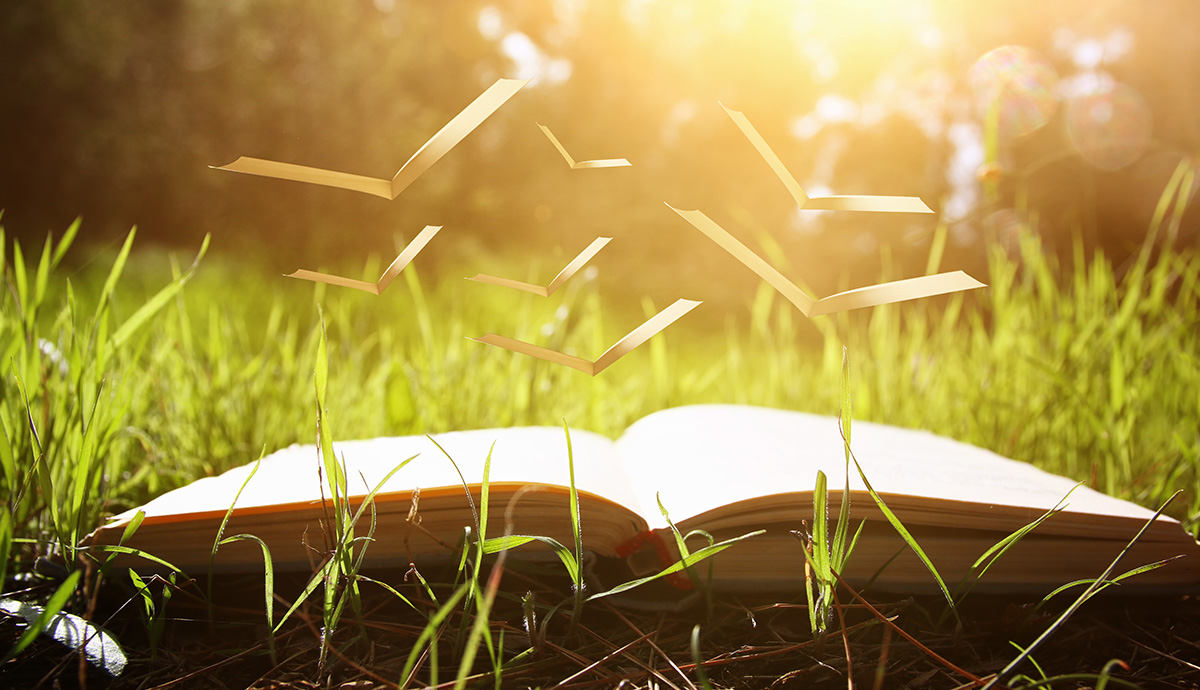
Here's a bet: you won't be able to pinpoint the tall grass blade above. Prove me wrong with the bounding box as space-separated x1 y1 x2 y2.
399 584 469 689
50 217 80 268
117 509 145 548
453 555 504 690
481 534 579 582
110 234 209 351
563 421 585 629
983 492 1182 689
219 533 275 662
588 530 764 600
273 562 330 634
89 545 183 573
209 452 265 608
942 486 1078 626
845 441 959 626
91 229 136 327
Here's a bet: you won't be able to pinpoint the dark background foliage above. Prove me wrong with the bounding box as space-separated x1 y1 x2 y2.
1 0 1197 307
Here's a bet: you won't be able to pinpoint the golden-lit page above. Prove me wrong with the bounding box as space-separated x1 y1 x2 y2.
389 79 529 195
808 271 986 316
470 334 597 374
668 206 815 314
286 225 441 294
720 104 932 213
669 206 984 316
592 299 700 372
616 405 1177 530
470 298 701 375
537 124 632 169
213 78 529 199
468 237 611 296
212 159 394 199
105 427 640 525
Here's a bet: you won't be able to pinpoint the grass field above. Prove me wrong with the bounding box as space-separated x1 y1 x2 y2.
1 169 1199 687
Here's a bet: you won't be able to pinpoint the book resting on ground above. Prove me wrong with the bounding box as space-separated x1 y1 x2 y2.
86 405 1200 593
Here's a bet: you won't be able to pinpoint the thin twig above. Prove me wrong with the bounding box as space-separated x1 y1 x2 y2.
579 617 682 690
552 630 654 688
828 568 986 687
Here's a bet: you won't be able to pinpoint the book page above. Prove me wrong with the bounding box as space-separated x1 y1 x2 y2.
809 272 986 315
720 104 931 213
212 78 528 199
537 124 631 169
115 427 641 525
614 404 1167 528
469 298 701 375
468 237 611 297
668 206 984 316
288 225 441 294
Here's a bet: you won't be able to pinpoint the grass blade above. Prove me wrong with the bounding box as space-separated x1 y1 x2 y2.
983 492 1182 689
482 534 580 583
588 529 764 601
845 439 959 627
110 234 209 351
219 533 276 661
2 570 80 663
399 584 470 689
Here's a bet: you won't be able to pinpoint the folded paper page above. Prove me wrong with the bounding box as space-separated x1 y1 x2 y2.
668 206 984 316
467 237 611 296
721 104 932 213
286 225 441 295
538 124 632 169
469 298 701 375
212 78 529 199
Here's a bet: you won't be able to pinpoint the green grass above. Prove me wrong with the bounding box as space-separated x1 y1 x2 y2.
1 171 1199 685
23 209 1198 532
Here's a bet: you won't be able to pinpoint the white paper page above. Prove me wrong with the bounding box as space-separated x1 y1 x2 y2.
614 404 1163 527
119 427 639 523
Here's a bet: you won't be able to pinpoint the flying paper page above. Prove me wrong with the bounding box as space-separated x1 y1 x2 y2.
721 104 932 213
212 79 529 199
467 237 611 296
668 206 984 316
470 298 701 375
286 225 440 295
538 124 632 169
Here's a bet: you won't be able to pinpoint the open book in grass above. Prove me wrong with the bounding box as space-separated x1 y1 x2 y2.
87 405 1200 593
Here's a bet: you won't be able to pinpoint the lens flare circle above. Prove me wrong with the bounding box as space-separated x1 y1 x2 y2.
969 46 1059 139
1065 83 1153 171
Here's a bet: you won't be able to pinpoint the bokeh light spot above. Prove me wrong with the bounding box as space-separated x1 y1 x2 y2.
1066 83 1153 171
969 46 1059 139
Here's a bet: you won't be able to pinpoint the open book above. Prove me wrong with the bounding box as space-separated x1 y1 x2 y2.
87 405 1200 593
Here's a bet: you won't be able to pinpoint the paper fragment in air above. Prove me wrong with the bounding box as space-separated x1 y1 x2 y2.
667 206 984 316
721 104 932 213
286 225 441 295
467 237 611 296
470 298 701 375
538 124 631 169
212 79 530 199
